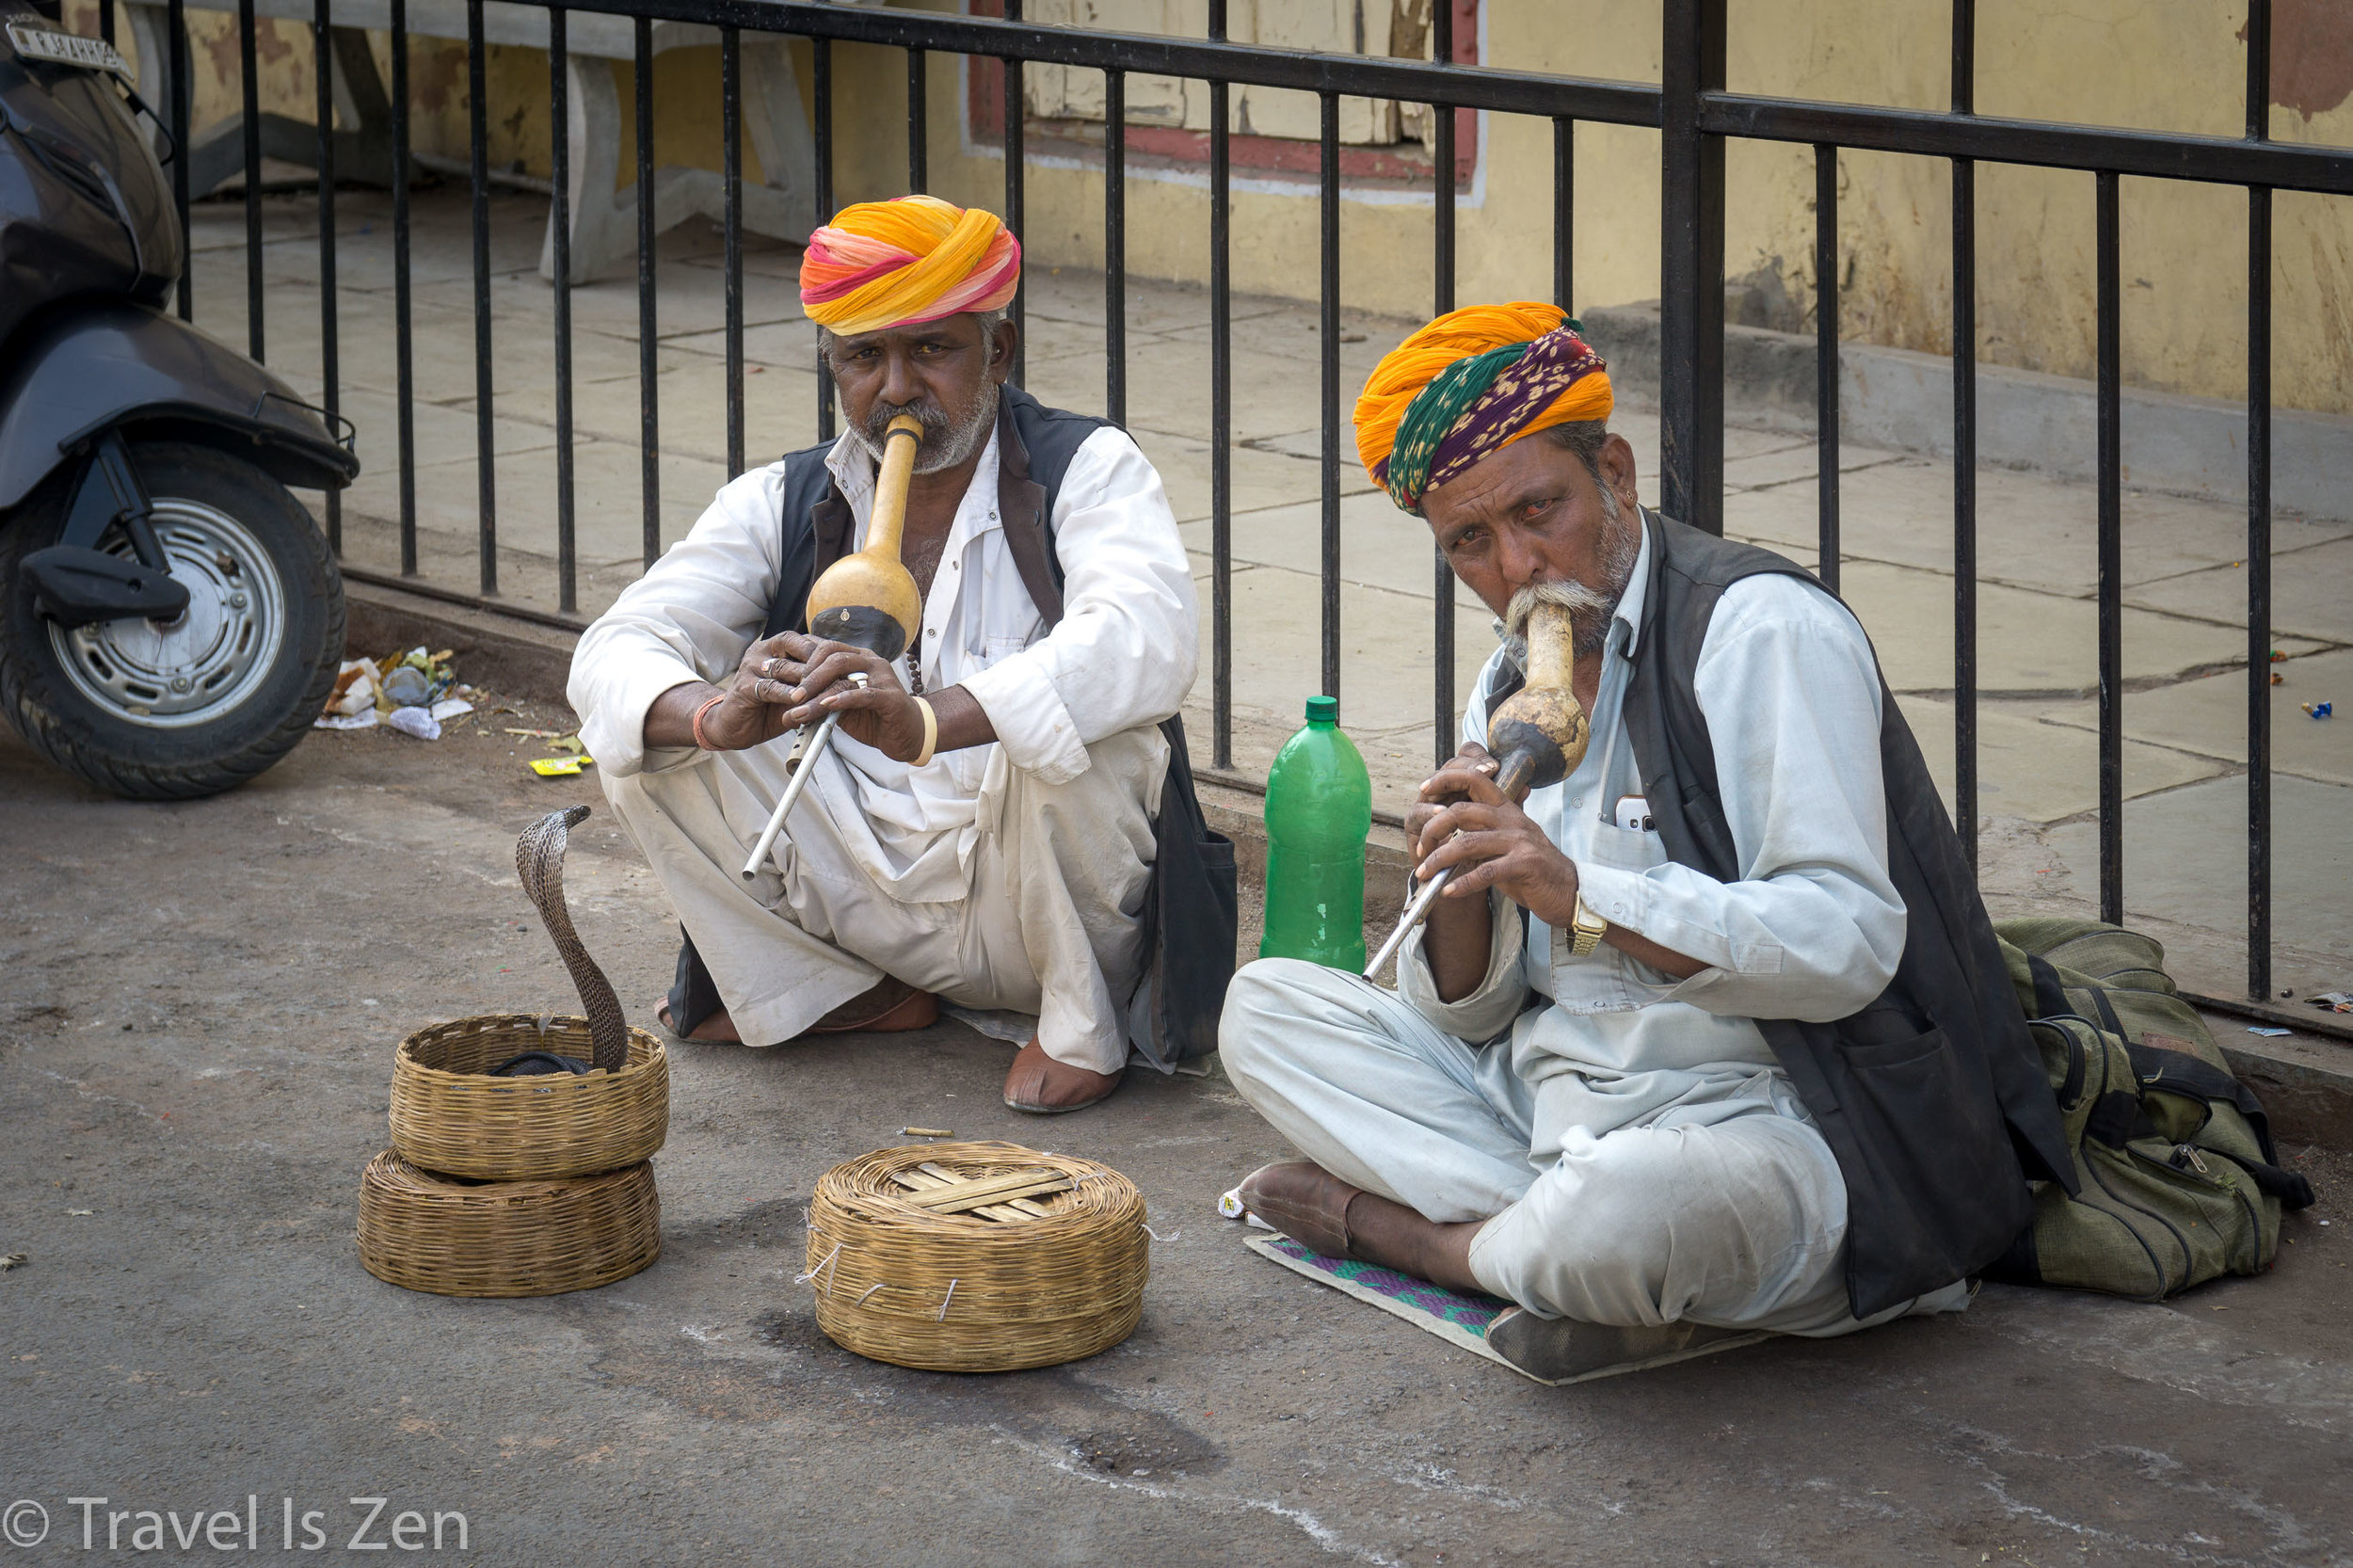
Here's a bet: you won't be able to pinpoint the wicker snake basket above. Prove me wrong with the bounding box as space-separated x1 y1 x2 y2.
804 1141 1150 1372
386 806 668 1181
358 1150 661 1297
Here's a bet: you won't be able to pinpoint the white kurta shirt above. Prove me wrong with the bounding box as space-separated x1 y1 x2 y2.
571 420 1198 901
1399 519 1909 1139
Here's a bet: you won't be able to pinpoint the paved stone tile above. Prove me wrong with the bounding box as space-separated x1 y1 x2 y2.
665 314 824 366
1725 458 2353 595
1022 266 1294 334
339 438 726 584
1180 490 1488 611
2046 774 2353 994
1180 560 1497 799
1835 560 2291 695
1721 439 1905 491
2035 648 2353 788
2124 536 2353 646
1144 432 1347 522
1895 696 2231 824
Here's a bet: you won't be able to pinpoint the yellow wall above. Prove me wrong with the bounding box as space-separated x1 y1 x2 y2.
72 0 2353 413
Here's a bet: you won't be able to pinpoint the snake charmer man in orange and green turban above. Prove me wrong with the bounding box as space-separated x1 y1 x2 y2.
573 195 1227 1114
1216 303 2067 1383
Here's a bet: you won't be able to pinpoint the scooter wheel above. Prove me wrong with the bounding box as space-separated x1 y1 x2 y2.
0 440 344 799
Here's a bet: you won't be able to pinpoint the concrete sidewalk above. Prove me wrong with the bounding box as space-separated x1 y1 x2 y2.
4 718 2350 1567
185 184 2353 1004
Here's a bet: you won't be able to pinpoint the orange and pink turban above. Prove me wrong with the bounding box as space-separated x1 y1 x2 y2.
798 195 1022 337
1354 303 1612 513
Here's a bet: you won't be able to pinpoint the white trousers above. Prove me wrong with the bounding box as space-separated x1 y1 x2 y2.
602 727 1164 1071
1220 958 1968 1335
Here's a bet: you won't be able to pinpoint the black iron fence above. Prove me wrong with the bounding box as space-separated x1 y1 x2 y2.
103 0 2353 1018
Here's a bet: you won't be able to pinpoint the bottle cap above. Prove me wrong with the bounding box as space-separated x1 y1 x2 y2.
1304 696 1338 725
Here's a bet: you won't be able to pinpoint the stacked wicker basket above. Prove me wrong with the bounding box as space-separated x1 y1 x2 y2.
359 808 669 1297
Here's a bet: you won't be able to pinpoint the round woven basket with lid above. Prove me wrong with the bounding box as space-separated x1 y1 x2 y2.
357 1150 661 1297
384 806 668 1182
805 1141 1149 1372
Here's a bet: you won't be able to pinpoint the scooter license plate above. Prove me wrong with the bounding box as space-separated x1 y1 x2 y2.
6 22 133 79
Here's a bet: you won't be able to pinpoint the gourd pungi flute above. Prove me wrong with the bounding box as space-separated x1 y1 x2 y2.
742 414 927 878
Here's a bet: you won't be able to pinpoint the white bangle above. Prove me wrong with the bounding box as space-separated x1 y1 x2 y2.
910 696 937 767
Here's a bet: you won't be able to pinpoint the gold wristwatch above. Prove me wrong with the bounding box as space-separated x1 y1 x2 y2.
1569 893 1609 958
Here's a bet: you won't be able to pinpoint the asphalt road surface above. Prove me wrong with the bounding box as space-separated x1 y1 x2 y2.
3 716 2348 1567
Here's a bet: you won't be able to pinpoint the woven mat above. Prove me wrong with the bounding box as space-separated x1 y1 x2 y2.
1242 1233 1556 1384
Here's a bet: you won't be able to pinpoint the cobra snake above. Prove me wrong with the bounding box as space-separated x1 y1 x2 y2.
515 805 631 1074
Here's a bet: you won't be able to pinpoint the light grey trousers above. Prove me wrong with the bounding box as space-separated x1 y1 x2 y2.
601 728 1164 1070
1220 958 1968 1335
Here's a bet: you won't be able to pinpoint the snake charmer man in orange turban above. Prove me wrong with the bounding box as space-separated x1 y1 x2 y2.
1216 303 2068 1382
573 195 1225 1114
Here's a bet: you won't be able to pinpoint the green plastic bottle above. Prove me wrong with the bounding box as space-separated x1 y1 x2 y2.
1259 695 1372 969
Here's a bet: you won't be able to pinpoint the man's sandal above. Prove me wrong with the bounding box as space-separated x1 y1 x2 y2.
650 977 937 1046
1002 1037 1122 1113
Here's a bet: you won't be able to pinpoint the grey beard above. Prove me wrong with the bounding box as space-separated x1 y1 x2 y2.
1499 488 1640 664
851 381 999 475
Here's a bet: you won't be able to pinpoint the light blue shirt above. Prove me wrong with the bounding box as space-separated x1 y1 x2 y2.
1398 518 1908 1138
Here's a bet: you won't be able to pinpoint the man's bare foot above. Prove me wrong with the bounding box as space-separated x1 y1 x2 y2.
1001 1038 1121 1112
1239 1160 1487 1294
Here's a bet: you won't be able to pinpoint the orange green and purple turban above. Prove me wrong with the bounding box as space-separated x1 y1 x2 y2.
1353 303 1612 513
798 195 1021 337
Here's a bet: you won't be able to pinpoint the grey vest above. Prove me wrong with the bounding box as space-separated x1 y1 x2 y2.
1493 510 2073 1319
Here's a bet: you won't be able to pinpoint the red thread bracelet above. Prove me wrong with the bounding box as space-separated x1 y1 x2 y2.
690 692 728 750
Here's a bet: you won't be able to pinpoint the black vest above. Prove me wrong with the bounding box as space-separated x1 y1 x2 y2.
669 387 1236 1066
1491 510 2073 1319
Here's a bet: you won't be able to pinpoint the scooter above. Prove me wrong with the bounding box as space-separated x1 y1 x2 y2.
1 0 358 798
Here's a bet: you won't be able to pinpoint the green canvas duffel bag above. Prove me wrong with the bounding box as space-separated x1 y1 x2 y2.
1987 917 2316 1299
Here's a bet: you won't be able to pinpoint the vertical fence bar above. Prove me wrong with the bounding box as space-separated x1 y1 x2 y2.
1104 70 1126 426
99 0 113 46
1659 0 1726 534
635 14 659 571
812 35 833 442
1952 0 1977 872
2245 0 2273 999
1319 90 1341 705
552 8 576 613
906 47 927 190
723 25 744 481
2095 169 2123 925
1209 0 1232 770
238 0 263 360
1552 116 1573 313
313 0 338 552
168 0 189 319
390 0 414 573
1813 144 1838 595
468 0 496 595
1430 4 1455 764
1003 0 1025 387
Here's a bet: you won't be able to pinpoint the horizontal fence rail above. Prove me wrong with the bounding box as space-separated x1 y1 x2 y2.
103 0 2353 1026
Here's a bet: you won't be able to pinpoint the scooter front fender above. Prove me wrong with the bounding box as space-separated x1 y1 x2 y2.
0 302 360 512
